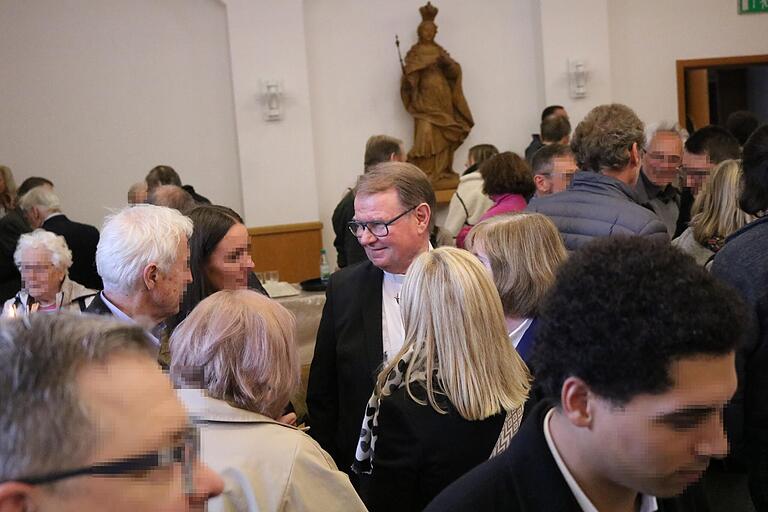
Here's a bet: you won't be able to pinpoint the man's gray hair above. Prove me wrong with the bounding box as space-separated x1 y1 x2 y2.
18 186 61 212
0 313 154 483
14 229 73 272
96 205 193 294
644 121 688 150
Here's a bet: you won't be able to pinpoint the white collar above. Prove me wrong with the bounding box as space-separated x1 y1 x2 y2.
543 408 658 512
177 388 287 426
43 212 65 222
507 318 533 348
99 292 160 347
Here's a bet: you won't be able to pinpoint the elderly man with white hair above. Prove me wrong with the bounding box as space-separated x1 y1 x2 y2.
1 229 97 317
85 205 193 366
18 185 102 289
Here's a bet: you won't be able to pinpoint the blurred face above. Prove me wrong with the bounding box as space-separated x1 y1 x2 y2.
151 239 192 320
589 353 736 498
353 189 430 274
682 151 714 195
534 154 578 196
205 223 254 291
20 247 65 304
29 353 223 511
643 132 683 187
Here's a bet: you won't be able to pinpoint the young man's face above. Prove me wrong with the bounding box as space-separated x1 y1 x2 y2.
590 352 736 497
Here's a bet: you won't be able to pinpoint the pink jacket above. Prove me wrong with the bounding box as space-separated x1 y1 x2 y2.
456 193 528 248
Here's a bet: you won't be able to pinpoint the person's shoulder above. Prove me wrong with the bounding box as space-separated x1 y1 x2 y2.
332 260 379 284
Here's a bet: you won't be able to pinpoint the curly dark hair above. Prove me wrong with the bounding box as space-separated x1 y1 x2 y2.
740 124 768 214
532 237 745 405
480 151 535 197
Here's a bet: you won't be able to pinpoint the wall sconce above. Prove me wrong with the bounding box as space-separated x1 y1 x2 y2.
260 80 283 121
567 60 588 99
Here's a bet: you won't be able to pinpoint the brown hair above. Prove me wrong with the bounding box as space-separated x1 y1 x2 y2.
571 104 645 172
468 144 499 166
466 213 567 318
364 135 404 170
170 289 300 419
540 116 571 143
480 152 535 197
356 161 436 211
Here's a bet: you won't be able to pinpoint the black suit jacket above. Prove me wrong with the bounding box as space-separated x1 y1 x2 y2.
43 215 102 290
84 292 112 316
365 385 504 512
0 208 31 301
425 401 711 512
306 260 384 475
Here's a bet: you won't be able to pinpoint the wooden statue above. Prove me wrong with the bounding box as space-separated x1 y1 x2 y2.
400 2 474 190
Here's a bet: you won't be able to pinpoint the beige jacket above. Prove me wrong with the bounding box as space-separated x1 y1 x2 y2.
178 389 367 512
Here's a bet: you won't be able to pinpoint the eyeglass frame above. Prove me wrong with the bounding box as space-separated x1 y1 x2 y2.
347 204 420 238
4 423 200 495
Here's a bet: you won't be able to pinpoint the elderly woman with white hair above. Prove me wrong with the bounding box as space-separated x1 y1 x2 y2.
2 229 97 317
170 289 366 512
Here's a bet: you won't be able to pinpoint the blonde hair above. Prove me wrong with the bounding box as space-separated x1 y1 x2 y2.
691 159 754 245
0 165 18 210
169 289 300 419
466 213 567 318
376 247 530 420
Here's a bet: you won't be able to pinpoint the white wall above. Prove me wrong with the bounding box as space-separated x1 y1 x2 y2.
304 0 544 262
538 0 613 126
608 0 768 126
0 0 243 228
223 0 319 226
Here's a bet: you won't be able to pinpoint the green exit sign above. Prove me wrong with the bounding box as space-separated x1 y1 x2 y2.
740 0 768 13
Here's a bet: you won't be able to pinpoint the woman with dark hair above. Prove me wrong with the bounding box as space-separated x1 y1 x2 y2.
710 124 768 511
456 152 535 248
173 204 266 329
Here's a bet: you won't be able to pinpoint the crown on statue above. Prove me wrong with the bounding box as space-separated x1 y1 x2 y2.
419 2 438 22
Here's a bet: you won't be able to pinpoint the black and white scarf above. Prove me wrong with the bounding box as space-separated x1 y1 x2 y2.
351 348 523 475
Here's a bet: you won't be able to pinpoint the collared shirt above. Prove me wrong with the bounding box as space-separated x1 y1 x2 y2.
99 292 160 348
543 408 658 512
508 318 533 349
381 271 405 362
380 243 432 362
43 212 65 223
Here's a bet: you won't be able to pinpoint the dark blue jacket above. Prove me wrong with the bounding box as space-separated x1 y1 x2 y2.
526 171 669 251
711 215 768 509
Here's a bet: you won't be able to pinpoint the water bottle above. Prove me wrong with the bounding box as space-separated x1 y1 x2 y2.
320 249 331 284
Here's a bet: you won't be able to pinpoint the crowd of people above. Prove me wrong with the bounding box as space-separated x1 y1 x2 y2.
0 102 766 511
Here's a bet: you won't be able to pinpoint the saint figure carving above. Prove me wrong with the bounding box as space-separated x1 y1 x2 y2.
401 2 474 189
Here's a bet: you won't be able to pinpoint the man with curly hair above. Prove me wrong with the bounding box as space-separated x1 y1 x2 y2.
526 104 669 250
427 237 745 511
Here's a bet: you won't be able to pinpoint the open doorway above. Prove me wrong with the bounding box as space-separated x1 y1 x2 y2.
676 54 768 133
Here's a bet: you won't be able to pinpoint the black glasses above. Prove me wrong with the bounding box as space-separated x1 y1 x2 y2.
348 205 418 238
7 424 199 494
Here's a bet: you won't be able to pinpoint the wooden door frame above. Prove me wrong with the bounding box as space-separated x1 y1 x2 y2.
676 54 768 127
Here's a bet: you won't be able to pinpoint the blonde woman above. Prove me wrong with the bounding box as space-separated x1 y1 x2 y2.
673 159 754 266
465 212 567 363
0 165 18 218
170 290 366 512
354 247 530 511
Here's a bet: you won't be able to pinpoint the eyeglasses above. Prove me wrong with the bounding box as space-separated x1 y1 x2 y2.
347 205 418 238
6 424 200 494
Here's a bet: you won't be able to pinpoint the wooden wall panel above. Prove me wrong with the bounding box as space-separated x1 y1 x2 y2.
248 222 323 283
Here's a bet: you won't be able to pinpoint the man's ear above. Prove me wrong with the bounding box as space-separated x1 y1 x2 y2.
414 203 431 233
534 175 550 194
0 482 35 512
560 376 595 428
629 142 642 167
142 263 159 291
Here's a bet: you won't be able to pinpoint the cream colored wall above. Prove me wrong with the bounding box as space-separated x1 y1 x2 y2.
0 0 243 228
608 0 768 125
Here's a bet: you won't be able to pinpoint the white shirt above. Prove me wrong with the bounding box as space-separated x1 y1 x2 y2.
543 408 658 512
381 271 405 362
99 292 161 348
508 318 533 349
